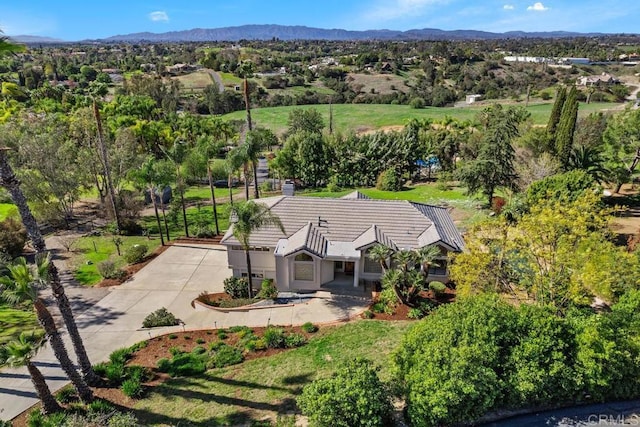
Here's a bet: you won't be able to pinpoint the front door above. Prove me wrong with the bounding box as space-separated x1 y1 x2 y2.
344 261 355 276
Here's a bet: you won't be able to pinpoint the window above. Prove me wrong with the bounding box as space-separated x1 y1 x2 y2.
363 249 383 274
428 260 448 276
294 253 314 281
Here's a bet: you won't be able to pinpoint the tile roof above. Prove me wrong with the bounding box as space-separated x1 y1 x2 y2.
221 196 465 254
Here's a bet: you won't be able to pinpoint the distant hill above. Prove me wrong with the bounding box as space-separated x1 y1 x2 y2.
9 35 65 43
102 24 606 43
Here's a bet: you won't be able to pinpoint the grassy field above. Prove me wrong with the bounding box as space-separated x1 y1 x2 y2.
141 202 232 240
302 183 471 203
183 185 240 203
0 203 17 221
173 70 215 91
0 304 39 346
222 102 620 135
72 235 162 286
133 320 411 426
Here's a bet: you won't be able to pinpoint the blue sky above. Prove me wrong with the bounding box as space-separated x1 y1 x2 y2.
2 0 639 40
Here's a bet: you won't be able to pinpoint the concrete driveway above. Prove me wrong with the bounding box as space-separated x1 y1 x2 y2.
0 243 369 421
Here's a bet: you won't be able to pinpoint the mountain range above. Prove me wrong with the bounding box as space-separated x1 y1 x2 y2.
102 25 606 42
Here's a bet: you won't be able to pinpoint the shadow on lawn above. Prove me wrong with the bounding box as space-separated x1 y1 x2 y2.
121 375 299 426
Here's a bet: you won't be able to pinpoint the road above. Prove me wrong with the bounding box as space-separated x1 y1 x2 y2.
205 69 225 93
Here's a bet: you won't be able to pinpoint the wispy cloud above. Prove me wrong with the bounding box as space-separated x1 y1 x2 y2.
365 0 450 22
527 2 548 11
503 4 515 10
149 11 169 22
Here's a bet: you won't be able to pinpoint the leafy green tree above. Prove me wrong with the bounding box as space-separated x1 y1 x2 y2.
458 104 526 205
244 129 268 199
0 331 61 415
230 201 284 298
526 169 598 206
297 358 392 427
602 107 640 193
0 257 94 403
296 132 329 188
287 108 324 136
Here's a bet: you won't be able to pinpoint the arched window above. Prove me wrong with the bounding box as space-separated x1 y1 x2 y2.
294 252 314 281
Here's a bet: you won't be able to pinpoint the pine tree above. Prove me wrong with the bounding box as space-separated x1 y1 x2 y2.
555 86 579 168
547 87 567 136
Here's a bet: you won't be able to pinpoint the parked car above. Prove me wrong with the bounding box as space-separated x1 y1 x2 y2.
213 179 239 188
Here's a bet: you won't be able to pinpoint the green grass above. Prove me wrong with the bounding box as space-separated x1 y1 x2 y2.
222 102 620 135
183 186 240 203
219 72 244 87
0 304 39 345
134 320 411 426
0 203 17 221
173 71 215 91
303 183 475 204
72 235 161 286
141 202 231 239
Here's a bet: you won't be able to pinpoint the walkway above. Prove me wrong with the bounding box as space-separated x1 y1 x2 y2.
0 243 369 421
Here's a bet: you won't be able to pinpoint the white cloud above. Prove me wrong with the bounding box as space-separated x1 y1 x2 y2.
149 11 169 22
365 0 450 22
503 4 515 10
527 2 549 11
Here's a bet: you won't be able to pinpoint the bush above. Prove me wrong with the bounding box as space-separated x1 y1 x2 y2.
407 308 425 319
409 97 426 109
0 217 26 257
302 322 318 333
264 326 286 348
257 278 278 299
156 358 171 372
362 309 374 319
429 281 447 297
196 338 205 344
224 276 250 299
209 344 244 368
168 334 177 340
260 180 274 193
217 330 228 340
376 167 402 191
87 398 114 414
107 412 139 427
109 347 134 365
104 362 126 385
297 358 392 427
121 378 143 398
123 244 148 264
55 386 77 403
142 307 179 328
285 333 307 348
192 346 207 355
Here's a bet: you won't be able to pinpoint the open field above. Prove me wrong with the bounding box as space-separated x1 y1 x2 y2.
222 102 620 135
172 70 215 91
133 320 411 426
348 72 412 95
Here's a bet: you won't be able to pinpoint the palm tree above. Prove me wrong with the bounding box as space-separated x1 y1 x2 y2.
230 201 285 298
367 244 393 272
415 245 441 280
569 145 609 184
245 130 266 200
163 139 189 237
1 331 62 414
0 256 94 403
226 145 247 204
0 148 100 386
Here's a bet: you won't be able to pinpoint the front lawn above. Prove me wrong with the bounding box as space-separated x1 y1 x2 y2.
71 235 162 286
133 320 411 426
141 203 231 240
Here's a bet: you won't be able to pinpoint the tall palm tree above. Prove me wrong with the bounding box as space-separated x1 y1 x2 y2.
0 256 94 403
1 331 62 415
245 130 266 200
230 201 285 298
163 139 189 237
415 245 441 280
367 244 393 272
226 145 247 204
0 148 100 386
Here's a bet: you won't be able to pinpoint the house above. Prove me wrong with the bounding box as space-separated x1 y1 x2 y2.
577 72 619 87
465 94 482 104
220 193 465 291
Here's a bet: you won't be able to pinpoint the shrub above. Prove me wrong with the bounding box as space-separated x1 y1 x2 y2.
191 224 214 238
209 344 244 368
409 97 426 109
168 334 177 340
123 244 148 264
97 259 126 280
93 362 109 377
104 362 126 385
87 398 114 414
301 322 318 333
156 358 171 372
217 330 228 340
229 325 252 333
297 358 392 427
184 335 191 340
285 333 307 348
109 347 133 365
142 307 179 328
121 378 143 398
371 302 393 314
0 217 26 257
376 167 402 191
264 326 286 348
362 309 374 319
192 346 207 355
55 386 77 403
260 180 273 193
196 338 205 344
257 278 278 299
126 365 152 383
429 281 447 297
107 412 140 427
224 276 250 299
407 308 425 319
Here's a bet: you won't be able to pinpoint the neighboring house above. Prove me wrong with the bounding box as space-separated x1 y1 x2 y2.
166 63 196 75
465 94 482 104
577 72 619 87
221 192 465 291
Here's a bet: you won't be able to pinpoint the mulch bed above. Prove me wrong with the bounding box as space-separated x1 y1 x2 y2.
365 287 456 321
12 326 317 427
94 243 172 288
